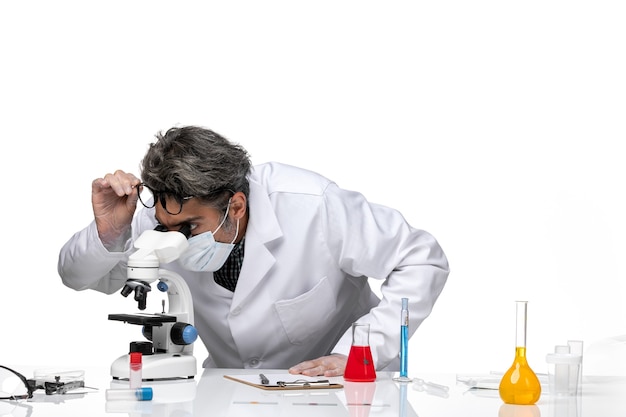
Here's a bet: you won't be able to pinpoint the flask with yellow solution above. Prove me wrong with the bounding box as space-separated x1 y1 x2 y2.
499 301 541 405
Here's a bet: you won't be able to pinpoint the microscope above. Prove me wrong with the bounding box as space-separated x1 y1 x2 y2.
108 225 198 381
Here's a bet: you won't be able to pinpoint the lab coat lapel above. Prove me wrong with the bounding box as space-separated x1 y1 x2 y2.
231 181 282 307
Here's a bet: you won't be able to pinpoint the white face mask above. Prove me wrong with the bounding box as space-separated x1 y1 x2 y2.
178 201 240 272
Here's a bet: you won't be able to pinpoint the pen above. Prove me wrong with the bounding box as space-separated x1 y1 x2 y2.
277 379 330 387
259 373 269 385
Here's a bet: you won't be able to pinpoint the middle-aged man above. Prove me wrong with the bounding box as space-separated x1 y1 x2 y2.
58 125 449 377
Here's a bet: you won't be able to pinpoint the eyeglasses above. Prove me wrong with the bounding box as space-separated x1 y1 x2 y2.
136 183 195 215
137 183 233 215
0 365 33 401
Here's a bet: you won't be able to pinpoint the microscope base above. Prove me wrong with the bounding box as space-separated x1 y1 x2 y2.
111 353 197 381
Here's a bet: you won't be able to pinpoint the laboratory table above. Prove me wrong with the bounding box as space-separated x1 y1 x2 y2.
2 366 625 417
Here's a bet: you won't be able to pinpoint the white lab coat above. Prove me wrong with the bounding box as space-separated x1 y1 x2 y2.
58 162 449 370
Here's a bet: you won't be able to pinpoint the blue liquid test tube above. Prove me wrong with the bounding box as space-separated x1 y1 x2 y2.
394 298 412 382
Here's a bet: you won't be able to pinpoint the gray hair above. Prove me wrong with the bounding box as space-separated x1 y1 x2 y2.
141 126 252 210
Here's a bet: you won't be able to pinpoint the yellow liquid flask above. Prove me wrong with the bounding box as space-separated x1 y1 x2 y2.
499 301 541 405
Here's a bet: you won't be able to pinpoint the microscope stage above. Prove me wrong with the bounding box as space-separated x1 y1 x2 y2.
108 313 178 326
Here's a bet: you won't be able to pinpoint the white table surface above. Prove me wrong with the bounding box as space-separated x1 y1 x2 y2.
2 366 625 417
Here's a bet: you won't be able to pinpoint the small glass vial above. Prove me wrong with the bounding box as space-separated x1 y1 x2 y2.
129 352 142 389
106 387 153 401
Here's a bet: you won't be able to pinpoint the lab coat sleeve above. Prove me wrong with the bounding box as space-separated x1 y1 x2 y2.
57 221 135 294
323 183 449 370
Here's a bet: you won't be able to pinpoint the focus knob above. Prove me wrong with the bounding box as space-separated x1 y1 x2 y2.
171 322 198 345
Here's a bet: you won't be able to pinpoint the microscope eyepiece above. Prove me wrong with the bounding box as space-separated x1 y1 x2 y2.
178 223 192 239
154 224 168 232
152 223 191 239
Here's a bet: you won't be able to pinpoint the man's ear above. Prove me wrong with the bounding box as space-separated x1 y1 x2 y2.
229 191 247 220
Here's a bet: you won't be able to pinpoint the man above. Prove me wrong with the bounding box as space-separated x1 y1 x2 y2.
58 125 449 377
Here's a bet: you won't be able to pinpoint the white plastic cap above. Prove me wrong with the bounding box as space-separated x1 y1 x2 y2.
546 353 582 365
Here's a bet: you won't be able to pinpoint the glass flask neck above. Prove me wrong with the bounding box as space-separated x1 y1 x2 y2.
515 301 528 348
351 323 371 346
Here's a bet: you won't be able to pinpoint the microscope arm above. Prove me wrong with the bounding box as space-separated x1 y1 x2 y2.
157 268 194 326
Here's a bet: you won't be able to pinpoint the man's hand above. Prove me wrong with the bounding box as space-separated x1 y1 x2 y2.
288 354 348 377
92 170 141 246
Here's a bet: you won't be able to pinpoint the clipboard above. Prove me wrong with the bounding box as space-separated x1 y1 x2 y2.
224 373 344 390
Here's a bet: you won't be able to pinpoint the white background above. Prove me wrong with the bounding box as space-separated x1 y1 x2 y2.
1 1 624 377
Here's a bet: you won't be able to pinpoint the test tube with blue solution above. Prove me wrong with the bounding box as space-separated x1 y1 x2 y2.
393 298 412 382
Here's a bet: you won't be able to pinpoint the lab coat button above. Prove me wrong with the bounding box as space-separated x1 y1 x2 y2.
248 358 260 367
231 307 242 316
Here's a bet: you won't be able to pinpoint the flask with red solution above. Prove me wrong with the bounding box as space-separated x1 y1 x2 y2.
344 323 376 382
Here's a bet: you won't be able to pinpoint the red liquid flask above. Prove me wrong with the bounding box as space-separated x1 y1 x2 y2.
344 323 377 382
